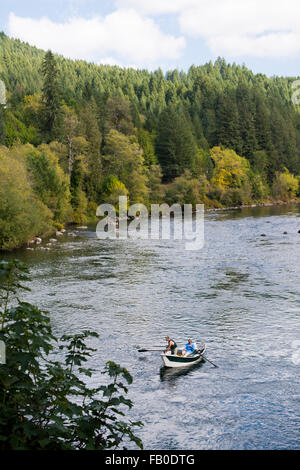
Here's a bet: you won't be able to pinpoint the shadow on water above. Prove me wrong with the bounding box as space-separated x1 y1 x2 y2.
159 362 204 383
213 269 250 291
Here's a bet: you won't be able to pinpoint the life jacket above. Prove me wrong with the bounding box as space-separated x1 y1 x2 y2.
169 339 177 354
185 342 195 353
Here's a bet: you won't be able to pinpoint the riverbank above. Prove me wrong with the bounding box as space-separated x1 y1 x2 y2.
1 198 299 253
205 198 300 212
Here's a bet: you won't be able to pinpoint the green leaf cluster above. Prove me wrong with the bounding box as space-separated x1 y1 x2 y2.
0 259 143 450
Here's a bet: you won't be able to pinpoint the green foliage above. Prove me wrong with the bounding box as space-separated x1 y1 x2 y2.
211 146 251 189
156 105 198 181
138 129 157 167
272 169 299 199
102 175 129 209
5 111 38 146
41 50 62 141
146 165 164 204
1 34 299 182
79 102 102 155
0 146 53 250
250 173 270 201
216 94 242 153
166 169 209 206
26 145 72 222
0 36 299 248
70 157 88 224
252 150 269 176
105 96 136 137
103 130 148 204
0 259 143 450
210 146 253 206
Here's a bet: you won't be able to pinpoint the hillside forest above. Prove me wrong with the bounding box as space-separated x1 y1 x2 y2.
0 33 300 249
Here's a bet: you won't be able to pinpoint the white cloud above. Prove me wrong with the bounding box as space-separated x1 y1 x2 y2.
98 57 122 67
7 1 300 64
116 0 300 58
180 0 300 58
8 10 185 67
98 57 138 68
115 0 194 15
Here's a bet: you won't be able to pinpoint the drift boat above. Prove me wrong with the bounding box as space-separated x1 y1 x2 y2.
161 345 206 368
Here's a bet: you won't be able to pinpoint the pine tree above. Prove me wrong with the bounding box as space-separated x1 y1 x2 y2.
156 106 198 181
254 90 273 152
192 113 209 151
41 50 61 141
236 84 257 160
216 94 242 153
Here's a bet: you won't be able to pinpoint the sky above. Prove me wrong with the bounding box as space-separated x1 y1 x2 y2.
0 0 300 76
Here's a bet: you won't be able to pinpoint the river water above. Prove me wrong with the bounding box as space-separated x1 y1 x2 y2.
3 204 300 449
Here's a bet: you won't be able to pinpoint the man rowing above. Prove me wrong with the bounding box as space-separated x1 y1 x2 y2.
165 336 177 355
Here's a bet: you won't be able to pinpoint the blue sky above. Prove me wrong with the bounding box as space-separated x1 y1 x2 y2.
1 0 299 77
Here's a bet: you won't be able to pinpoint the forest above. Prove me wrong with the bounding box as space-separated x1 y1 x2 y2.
0 32 299 250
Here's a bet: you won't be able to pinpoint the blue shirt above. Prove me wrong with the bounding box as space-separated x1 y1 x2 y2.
185 342 195 353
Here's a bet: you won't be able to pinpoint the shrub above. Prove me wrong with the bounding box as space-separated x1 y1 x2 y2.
272 169 299 200
166 169 209 206
0 259 143 450
0 147 53 250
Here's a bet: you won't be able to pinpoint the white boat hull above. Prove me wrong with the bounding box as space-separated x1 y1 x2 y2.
161 348 205 368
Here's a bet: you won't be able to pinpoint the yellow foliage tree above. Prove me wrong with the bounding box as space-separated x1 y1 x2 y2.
211 147 251 189
210 147 253 205
0 145 53 250
272 168 299 200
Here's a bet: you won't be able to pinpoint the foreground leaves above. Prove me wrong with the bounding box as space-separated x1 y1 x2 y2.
0 259 143 450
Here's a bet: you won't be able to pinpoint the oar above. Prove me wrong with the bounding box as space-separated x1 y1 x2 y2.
138 348 164 352
202 354 218 368
144 341 204 348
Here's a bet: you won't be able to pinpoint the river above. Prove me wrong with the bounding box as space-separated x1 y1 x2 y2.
3 204 300 449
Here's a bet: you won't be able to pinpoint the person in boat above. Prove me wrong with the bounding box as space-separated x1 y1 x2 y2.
182 339 197 356
165 336 177 355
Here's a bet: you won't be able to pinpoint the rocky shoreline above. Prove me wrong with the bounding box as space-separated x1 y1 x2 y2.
2 199 299 253
205 198 300 212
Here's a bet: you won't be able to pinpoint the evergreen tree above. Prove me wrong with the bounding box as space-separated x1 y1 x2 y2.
236 84 257 160
254 89 273 152
70 157 88 223
215 93 242 153
41 50 61 141
192 113 209 151
156 106 198 181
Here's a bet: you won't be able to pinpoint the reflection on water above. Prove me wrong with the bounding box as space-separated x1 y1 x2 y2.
160 362 205 384
2 204 300 450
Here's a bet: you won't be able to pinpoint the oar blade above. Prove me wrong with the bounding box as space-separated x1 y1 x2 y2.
138 348 163 352
203 355 218 368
